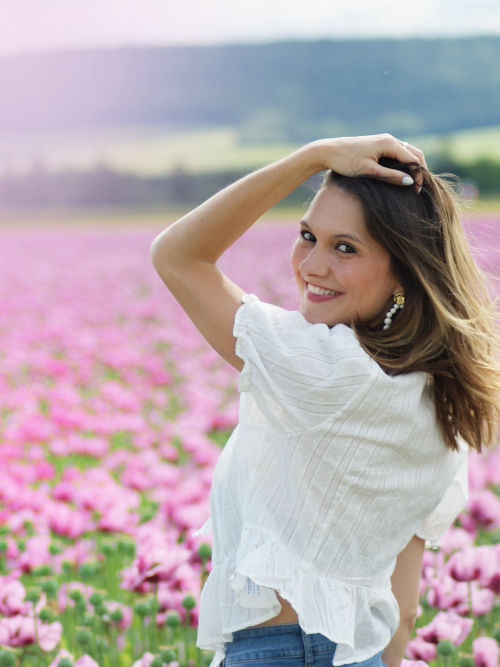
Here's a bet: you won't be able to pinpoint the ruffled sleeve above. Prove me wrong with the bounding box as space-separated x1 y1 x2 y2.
416 450 468 548
233 294 376 433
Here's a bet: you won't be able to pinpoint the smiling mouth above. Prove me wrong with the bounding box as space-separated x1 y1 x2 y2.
307 283 341 297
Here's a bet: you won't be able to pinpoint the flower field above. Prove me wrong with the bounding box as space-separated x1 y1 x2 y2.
0 216 499 667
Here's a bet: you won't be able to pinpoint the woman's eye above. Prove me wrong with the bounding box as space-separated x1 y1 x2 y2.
300 230 316 243
336 242 355 254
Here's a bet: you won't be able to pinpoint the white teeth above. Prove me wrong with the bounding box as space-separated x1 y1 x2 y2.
307 284 338 296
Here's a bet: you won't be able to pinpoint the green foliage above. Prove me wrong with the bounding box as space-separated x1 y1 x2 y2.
4 37 500 139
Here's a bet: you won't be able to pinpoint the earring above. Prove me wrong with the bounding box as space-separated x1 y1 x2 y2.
382 293 405 331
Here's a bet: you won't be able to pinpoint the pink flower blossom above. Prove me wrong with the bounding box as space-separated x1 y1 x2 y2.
37 620 63 651
416 610 473 646
49 649 73 667
133 652 155 667
473 636 499 667
0 579 29 616
121 541 191 590
406 637 436 662
467 490 500 529
75 656 100 667
447 546 498 584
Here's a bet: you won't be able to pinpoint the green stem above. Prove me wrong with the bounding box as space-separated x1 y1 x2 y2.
184 610 190 664
142 617 148 655
150 583 159 653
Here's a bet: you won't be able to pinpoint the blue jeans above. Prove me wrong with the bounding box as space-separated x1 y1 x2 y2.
223 623 388 666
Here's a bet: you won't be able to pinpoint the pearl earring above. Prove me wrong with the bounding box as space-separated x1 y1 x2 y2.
382 293 405 331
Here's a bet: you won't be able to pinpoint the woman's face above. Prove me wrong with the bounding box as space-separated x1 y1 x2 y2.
290 184 402 328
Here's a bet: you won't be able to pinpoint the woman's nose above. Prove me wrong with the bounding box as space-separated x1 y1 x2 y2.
300 247 330 278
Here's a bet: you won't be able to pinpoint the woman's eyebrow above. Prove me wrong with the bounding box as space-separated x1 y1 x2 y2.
300 220 363 244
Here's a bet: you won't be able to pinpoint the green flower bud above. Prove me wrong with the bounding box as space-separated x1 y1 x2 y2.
100 543 114 556
57 660 74 667
165 611 181 628
78 562 97 579
110 608 124 623
25 589 40 605
160 648 177 662
62 561 73 574
75 628 92 646
49 543 63 555
151 658 164 667
95 603 107 617
39 608 54 623
33 564 53 577
458 658 474 667
437 640 455 657
134 601 149 618
89 592 104 607
181 594 196 611
0 651 16 667
41 579 58 598
69 589 84 603
0 540 8 553
197 543 212 562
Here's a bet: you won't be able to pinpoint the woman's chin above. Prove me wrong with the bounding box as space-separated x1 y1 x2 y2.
299 307 342 328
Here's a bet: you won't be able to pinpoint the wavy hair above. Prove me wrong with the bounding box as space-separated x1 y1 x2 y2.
325 161 500 452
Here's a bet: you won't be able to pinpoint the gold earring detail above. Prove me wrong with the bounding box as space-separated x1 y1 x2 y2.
382 293 405 330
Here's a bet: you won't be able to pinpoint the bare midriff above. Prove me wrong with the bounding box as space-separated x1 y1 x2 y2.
250 592 299 628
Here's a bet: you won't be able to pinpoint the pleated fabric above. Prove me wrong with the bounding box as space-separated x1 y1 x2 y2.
196 294 468 666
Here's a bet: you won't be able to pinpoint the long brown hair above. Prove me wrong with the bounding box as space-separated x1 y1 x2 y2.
325 162 500 452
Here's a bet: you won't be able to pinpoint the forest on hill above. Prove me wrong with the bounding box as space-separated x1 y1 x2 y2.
3 36 500 208
3 36 500 139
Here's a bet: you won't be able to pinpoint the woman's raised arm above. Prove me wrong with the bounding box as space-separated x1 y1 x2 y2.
150 135 425 369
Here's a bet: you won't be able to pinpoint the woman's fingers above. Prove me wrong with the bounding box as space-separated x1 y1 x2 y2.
376 135 426 192
379 135 427 169
370 163 417 187
319 134 427 192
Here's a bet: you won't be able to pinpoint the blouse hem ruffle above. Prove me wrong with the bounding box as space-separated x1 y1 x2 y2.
197 534 398 666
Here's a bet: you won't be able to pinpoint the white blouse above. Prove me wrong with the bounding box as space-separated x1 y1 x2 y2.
196 294 468 667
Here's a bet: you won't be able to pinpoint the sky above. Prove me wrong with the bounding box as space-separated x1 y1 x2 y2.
3 0 500 56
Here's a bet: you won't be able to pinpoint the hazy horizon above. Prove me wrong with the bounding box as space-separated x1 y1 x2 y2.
4 0 500 57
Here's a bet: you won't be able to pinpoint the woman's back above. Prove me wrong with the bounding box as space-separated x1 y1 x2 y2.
197 294 467 665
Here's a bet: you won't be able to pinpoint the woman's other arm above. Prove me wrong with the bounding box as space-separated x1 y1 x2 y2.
382 535 425 667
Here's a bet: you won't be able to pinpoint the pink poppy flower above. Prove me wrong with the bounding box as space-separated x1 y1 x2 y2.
132 652 155 667
49 649 74 667
37 620 63 651
416 610 473 646
467 490 500 529
75 656 100 667
0 579 29 616
473 636 499 667
121 542 191 590
406 637 436 662
447 546 498 584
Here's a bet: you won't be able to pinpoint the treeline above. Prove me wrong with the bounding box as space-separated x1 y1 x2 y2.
0 165 315 210
3 37 500 139
2 156 500 210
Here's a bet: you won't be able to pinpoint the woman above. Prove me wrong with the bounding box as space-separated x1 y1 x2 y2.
150 135 500 667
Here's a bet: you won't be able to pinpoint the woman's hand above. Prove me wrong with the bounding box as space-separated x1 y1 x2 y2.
311 134 427 192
